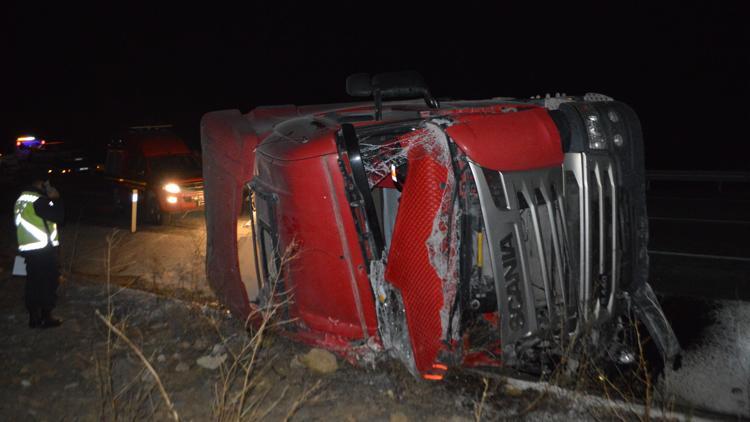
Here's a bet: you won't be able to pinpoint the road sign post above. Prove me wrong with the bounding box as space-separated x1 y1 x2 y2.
131 189 138 233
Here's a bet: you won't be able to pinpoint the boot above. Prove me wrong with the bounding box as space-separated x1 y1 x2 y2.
40 309 62 328
28 308 42 329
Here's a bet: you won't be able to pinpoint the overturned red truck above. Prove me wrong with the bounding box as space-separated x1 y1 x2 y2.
201 72 680 379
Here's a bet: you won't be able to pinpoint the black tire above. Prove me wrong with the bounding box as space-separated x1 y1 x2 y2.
160 210 173 225
112 188 125 212
144 191 164 225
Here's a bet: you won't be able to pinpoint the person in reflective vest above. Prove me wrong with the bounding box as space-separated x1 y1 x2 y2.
14 169 64 328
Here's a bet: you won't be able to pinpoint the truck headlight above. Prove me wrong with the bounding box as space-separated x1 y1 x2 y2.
163 183 181 194
585 114 607 150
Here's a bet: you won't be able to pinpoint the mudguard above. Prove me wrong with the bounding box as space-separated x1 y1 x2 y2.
200 110 259 319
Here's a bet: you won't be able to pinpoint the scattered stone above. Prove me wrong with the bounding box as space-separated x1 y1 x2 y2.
298 348 338 374
172 352 182 360
192 339 208 350
64 382 79 390
196 353 227 370
504 384 523 397
175 362 190 372
157 354 167 363
179 341 191 349
67 319 82 333
19 365 30 375
149 322 168 330
290 355 305 369
390 411 409 422
21 379 31 388
386 389 395 400
211 343 226 355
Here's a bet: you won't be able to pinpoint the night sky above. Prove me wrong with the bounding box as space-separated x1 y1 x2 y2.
4 2 748 170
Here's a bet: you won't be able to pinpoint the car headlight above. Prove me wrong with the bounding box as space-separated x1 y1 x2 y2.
585 114 607 150
163 183 181 194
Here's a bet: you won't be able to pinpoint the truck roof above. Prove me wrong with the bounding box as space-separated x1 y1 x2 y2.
114 128 192 157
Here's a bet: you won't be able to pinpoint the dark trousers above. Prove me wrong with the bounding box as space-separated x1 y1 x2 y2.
23 247 60 313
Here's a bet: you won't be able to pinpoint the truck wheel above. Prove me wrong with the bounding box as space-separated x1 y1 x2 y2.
160 211 173 225
112 188 125 212
145 191 164 225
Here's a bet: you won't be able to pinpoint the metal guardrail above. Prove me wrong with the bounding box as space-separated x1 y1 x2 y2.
647 171 750 183
646 171 750 192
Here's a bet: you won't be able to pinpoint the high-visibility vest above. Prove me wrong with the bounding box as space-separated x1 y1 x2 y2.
14 190 59 252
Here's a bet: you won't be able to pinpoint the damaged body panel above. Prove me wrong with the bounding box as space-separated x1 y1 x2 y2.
201 73 680 379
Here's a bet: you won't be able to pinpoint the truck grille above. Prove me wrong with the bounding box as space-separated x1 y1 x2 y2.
469 152 618 362
563 153 618 323
181 180 204 192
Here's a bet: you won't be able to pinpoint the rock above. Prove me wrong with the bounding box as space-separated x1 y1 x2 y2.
21 379 31 388
157 354 166 363
172 352 182 360
390 412 409 422
504 384 523 397
299 348 338 374
149 322 167 330
175 362 190 372
179 341 190 349
211 343 225 355
196 353 227 370
192 339 208 350
64 382 79 390
19 365 30 375
290 355 305 369
386 389 396 400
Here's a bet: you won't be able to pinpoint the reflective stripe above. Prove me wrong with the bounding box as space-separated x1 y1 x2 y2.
19 241 48 251
18 216 49 248
50 226 59 246
15 191 58 252
16 193 40 203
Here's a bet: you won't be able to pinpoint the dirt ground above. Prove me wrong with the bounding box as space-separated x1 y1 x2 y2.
0 204 730 421
0 270 635 422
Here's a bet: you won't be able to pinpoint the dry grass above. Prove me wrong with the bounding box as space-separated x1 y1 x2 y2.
210 243 305 422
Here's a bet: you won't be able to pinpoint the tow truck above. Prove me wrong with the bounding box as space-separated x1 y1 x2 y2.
106 125 204 224
201 72 680 379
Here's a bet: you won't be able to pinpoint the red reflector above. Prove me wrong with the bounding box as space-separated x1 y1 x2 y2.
423 373 444 381
432 363 448 371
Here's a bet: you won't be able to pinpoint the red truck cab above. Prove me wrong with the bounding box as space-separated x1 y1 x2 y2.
106 125 204 224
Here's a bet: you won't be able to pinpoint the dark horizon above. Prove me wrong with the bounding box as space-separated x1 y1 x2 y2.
5 2 748 170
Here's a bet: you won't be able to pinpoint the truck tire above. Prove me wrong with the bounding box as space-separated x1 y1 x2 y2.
144 191 165 225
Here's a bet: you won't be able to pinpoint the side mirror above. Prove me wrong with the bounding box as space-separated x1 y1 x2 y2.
345 71 440 119
346 73 373 97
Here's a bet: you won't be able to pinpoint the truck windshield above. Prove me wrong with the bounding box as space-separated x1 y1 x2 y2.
148 154 202 176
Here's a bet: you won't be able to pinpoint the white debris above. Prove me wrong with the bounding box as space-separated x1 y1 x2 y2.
21 379 31 388
661 300 750 417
